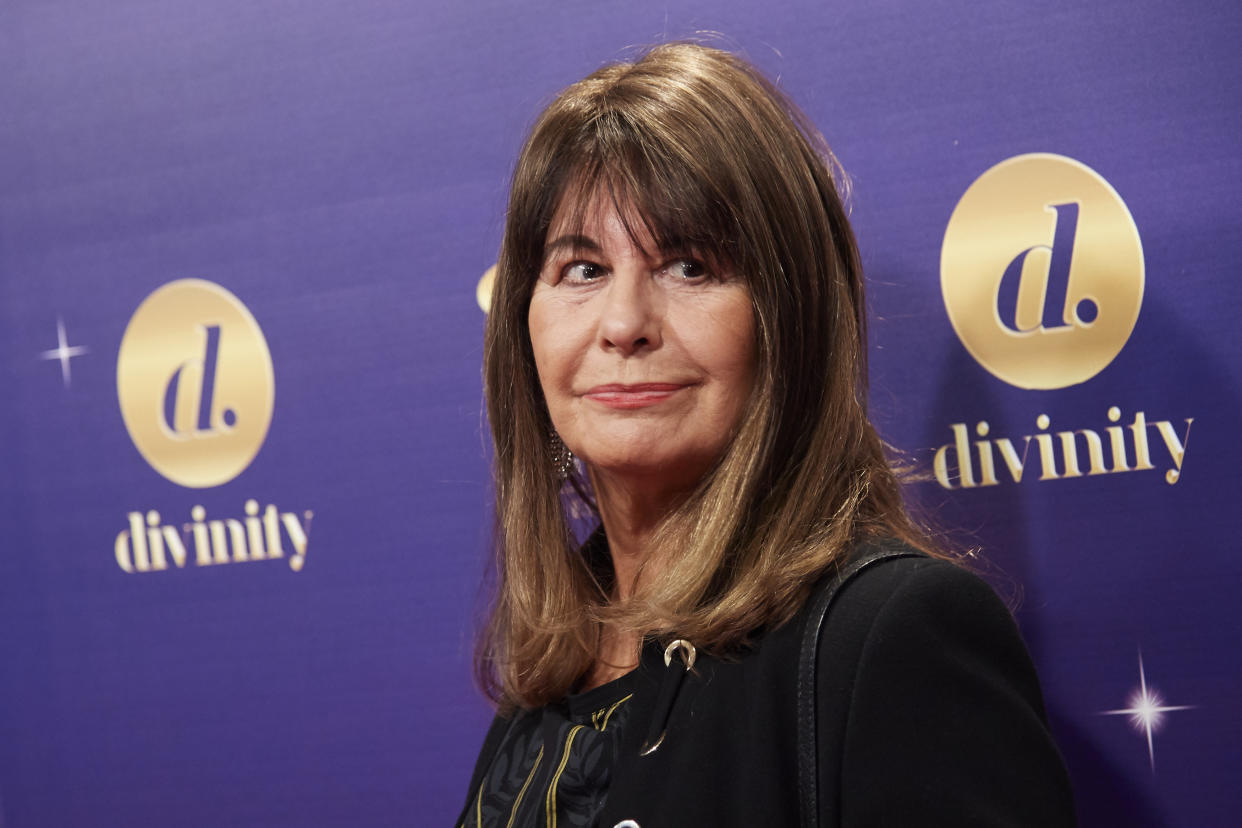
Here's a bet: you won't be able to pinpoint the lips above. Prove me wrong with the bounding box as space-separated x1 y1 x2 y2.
583 383 687 409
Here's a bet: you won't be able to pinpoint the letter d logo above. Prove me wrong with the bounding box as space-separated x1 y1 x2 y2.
941 154 1144 389
117 280 274 488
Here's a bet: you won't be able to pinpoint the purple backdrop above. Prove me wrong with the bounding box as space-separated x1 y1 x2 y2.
2 1 1239 825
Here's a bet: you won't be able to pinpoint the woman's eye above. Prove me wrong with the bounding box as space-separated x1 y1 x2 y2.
668 259 708 280
563 262 603 283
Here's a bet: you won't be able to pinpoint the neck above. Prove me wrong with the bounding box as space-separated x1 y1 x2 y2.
579 624 642 691
581 467 693 692
590 467 688 602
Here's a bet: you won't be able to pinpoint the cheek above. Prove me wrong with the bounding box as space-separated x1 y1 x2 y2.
703 295 757 397
527 296 575 397
727 314 757 380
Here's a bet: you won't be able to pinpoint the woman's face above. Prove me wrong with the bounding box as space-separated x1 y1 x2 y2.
528 192 756 495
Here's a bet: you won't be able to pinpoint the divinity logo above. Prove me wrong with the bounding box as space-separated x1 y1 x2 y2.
115 501 312 574
931 155 1191 489
113 281 312 575
117 279 274 488
933 408 1191 490
940 153 1144 390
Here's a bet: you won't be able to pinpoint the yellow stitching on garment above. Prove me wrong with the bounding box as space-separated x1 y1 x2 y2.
505 745 543 828
600 693 633 731
467 778 482 828
545 725 583 828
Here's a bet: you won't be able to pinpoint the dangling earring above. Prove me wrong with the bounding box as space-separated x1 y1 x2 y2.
549 431 575 480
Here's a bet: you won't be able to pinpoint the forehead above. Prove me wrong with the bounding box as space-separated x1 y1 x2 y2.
547 183 643 234
544 186 660 255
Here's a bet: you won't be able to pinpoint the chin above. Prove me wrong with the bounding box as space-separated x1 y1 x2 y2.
583 448 713 486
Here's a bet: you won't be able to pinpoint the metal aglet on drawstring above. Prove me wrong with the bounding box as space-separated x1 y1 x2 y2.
639 639 696 756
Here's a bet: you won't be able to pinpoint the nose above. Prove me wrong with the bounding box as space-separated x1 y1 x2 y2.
598 267 661 355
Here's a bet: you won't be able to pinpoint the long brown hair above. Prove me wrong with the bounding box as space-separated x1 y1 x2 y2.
480 42 936 710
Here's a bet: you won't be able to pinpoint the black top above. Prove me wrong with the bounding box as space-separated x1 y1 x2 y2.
459 671 637 827
459 550 1077 827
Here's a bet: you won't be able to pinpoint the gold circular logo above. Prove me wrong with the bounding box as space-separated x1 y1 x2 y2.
477 264 496 313
940 153 1144 389
117 279 275 488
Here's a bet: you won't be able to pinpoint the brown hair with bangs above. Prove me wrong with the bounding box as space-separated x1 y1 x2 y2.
479 42 937 710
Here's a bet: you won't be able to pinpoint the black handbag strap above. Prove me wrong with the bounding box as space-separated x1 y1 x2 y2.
796 544 924 828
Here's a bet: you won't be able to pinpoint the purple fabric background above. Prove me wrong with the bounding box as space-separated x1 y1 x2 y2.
2 1 1239 825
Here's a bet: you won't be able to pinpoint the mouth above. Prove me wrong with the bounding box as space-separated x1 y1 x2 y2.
583 383 688 409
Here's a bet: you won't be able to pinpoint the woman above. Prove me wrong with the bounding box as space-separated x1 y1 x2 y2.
460 43 1076 827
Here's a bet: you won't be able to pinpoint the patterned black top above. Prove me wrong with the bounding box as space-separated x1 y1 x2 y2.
460 670 638 828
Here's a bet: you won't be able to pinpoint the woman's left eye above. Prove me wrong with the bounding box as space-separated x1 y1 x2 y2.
667 259 708 280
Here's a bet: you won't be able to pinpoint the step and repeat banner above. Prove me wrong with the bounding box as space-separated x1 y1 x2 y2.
2 1 1238 825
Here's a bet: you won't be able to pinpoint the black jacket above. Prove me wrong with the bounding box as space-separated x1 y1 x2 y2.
462 552 1076 827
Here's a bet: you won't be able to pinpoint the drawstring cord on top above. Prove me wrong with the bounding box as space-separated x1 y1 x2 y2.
639 639 697 756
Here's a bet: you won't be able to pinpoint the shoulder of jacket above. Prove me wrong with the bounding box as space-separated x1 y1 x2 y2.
805 542 1017 677
814 551 1029 708
832 551 1006 625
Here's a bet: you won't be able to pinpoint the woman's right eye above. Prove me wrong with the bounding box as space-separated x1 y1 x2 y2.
562 262 603 283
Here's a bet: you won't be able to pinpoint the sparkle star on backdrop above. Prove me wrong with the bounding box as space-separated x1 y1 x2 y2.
39 317 89 388
1100 651 1195 771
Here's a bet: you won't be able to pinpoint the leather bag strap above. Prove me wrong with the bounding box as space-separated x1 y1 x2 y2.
796 544 924 828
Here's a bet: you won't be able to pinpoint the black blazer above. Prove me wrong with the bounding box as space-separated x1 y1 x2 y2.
462 552 1076 827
